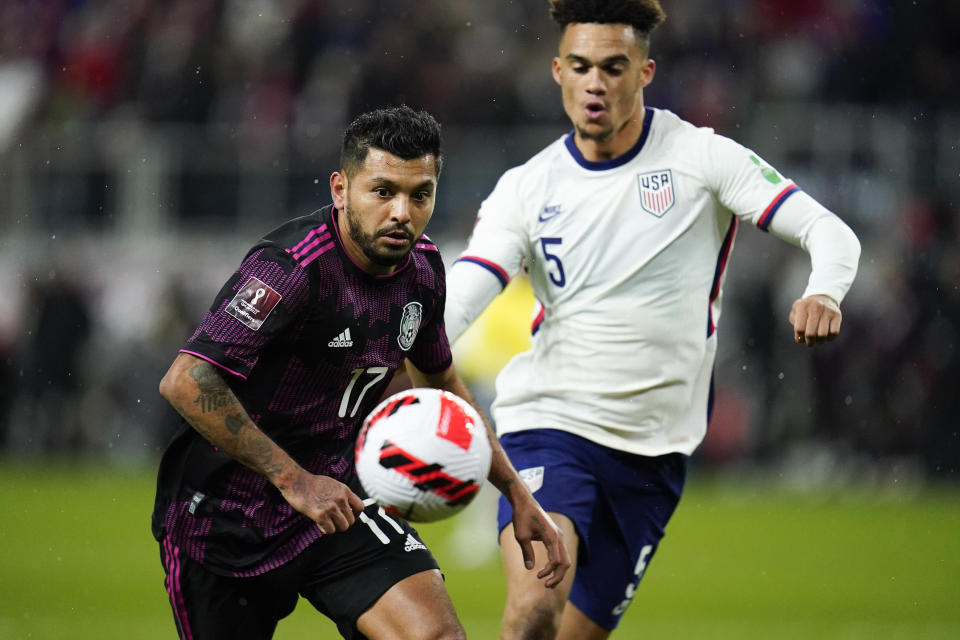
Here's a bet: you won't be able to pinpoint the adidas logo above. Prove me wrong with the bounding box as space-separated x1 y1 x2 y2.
328 328 353 348
404 533 426 553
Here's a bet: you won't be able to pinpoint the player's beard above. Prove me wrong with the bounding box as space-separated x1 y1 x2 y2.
345 202 417 268
575 123 614 143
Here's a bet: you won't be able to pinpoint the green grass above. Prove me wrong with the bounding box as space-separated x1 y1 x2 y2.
1 461 958 639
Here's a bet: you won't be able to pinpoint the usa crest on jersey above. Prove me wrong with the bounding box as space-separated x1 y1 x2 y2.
637 169 675 217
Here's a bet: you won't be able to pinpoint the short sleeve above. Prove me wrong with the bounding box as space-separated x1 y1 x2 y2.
182 246 312 379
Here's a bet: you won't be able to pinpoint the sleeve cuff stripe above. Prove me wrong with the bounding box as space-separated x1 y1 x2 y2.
455 256 510 289
179 349 249 380
531 306 545 336
757 184 800 231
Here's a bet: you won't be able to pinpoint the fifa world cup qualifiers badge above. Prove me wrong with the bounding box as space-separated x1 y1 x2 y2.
225 276 282 331
397 301 422 351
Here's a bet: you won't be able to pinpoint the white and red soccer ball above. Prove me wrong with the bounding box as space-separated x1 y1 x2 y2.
355 388 492 522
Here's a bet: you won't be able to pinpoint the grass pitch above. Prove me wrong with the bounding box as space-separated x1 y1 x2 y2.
1 460 957 639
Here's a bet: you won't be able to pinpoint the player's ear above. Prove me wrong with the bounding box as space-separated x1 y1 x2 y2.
330 171 347 210
551 57 563 86
639 58 656 88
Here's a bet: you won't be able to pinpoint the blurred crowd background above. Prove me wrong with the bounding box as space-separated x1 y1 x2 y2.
0 0 957 486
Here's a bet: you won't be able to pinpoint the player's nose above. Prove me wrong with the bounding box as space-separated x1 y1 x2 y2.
390 197 412 223
585 67 606 93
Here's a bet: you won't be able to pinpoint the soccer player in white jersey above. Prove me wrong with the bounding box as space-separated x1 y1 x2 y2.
441 1 861 638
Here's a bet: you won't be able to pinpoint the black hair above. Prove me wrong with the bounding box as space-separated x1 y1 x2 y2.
340 105 443 177
549 0 666 50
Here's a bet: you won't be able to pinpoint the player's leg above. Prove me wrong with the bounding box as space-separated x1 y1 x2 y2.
498 512 579 640
558 602 612 640
158 537 300 640
356 569 465 640
300 499 464 639
494 429 603 640
500 514 612 640
558 450 687 637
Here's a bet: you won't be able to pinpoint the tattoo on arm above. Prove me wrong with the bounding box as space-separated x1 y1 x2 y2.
188 363 234 413
224 412 245 435
174 360 293 483
245 433 285 479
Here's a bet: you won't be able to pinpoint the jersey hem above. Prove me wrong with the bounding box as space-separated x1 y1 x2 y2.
495 422 700 457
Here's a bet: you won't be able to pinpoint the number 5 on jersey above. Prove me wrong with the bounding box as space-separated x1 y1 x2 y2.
539 237 566 287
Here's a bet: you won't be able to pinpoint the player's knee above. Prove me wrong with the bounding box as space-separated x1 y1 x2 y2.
502 593 562 640
428 620 466 640
400 607 465 640
390 618 464 640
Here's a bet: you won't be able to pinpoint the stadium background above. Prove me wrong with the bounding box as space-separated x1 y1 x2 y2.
0 1 957 638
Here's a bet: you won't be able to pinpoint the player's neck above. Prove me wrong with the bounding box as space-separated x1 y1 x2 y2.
574 108 646 163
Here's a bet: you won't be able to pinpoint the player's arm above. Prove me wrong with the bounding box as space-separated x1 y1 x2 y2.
445 258 508 343
707 136 861 346
445 167 530 343
159 352 364 533
764 192 861 346
406 360 571 588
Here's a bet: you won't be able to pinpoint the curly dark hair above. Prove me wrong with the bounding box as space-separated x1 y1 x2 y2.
549 0 666 49
340 105 443 177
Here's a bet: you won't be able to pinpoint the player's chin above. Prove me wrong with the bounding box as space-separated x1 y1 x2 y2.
575 122 614 142
369 245 412 267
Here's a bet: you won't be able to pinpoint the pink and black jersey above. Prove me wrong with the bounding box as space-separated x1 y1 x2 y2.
152 205 451 577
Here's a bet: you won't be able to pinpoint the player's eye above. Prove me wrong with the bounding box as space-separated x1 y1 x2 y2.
373 187 391 197
413 191 431 202
603 64 625 76
572 65 589 74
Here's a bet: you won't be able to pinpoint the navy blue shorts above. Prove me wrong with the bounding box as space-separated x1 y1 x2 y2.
497 428 686 630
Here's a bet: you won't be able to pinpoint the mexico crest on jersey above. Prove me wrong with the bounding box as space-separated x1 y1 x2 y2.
637 169 675 218
397 301 423 351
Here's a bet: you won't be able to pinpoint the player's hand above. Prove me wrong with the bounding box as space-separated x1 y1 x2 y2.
281 470 365 534
510 495 570 589
789 294 842 346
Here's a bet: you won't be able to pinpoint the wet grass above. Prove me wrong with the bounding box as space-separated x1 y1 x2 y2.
1 461 957 639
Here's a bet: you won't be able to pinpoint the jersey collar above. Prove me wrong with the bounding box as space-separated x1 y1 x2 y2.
564 107 654 171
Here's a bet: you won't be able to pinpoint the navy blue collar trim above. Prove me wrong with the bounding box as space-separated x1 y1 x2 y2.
564 107 654 171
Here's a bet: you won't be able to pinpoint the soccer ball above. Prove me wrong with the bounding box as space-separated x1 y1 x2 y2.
355 387 492 522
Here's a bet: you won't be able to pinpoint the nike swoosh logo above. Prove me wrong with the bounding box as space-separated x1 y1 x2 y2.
539 207 562 222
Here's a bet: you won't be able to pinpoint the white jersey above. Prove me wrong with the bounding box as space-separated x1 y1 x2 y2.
446 107 860 456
